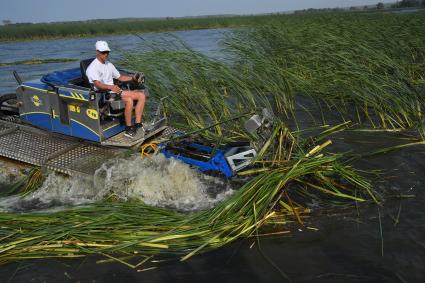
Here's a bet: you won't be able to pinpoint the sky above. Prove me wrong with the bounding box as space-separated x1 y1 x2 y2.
0 0 395 23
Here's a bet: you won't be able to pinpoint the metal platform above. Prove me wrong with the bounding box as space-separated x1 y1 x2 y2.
0 119 125 176
101 125 168 147
101 117 169 147
0 118 184 176
159 126 182 140
45 145 120 175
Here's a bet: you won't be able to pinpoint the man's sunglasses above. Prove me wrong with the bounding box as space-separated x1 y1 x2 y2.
99 51 110 55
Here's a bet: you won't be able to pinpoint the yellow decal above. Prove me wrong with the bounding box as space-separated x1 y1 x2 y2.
52 109 59 119
86 109 98 120
59 92 87 101
71 92 86 100
69 105 81 113
31 95 41 107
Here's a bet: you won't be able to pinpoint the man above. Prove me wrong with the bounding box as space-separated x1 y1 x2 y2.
86 40 146 138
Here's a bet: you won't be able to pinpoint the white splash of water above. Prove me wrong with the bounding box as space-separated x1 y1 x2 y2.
29 172 97 205
92 154 234 211
0 154 235 212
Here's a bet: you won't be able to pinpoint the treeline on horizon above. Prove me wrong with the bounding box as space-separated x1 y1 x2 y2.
0 14 280 41
295 0 425 13
0 1 424 42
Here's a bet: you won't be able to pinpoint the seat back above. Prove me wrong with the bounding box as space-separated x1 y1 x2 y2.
80 58 95 88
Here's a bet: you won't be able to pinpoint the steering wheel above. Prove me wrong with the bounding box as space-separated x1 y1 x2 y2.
116 72 145 90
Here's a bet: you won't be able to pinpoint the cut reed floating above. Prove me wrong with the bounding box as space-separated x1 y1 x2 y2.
0 122 376 267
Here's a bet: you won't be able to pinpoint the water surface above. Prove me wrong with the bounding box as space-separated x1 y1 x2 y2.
0 28 229 94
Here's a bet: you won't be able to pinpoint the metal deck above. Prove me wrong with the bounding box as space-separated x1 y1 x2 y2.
101 125 168 147
0 118 182 176
0 119 125 176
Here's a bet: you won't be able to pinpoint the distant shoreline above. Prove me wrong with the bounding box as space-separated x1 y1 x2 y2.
0 26 229 43
0 14 271 43
1 8 424 43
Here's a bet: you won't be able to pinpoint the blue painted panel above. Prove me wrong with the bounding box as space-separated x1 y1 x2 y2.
102 123 125 139
51 118 72 136
41 68 81 86
70 120 101 142
21 113 52 131
23 82 50 91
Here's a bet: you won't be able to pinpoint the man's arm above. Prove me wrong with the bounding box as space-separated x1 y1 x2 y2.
117 74 135 82
93 80 121 93
111 63 139 83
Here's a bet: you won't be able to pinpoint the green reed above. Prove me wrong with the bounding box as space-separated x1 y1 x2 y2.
224 13 425 129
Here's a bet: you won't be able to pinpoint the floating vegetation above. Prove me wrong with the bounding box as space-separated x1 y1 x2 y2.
0 167 44 198
0 58 77 67
0 122 375 268
0 158 31 191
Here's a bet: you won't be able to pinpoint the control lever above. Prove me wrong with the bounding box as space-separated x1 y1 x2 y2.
13 70 23 85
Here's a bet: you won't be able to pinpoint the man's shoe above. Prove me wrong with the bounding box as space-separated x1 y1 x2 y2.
124 126 137 138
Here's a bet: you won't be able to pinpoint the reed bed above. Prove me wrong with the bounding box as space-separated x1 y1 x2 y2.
224 13 425 129
120 36 293 140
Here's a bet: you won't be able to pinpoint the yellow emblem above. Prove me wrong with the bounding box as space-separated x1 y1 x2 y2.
31 95 41 107
86 109 98 120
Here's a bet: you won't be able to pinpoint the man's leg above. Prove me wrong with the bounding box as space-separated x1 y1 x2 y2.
122 90 145 123
134 90 146 124
121 93 134 126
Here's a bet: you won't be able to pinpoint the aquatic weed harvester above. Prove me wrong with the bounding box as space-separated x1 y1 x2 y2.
0 61 261 177
0 61 380 269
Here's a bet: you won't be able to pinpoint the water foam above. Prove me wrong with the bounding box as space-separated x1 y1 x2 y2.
0 154 235 212
93 154 234 210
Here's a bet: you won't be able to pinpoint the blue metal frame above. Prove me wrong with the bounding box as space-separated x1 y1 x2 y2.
160 142 234 177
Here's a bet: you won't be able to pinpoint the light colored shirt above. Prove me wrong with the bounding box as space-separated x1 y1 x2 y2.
86 58 120 88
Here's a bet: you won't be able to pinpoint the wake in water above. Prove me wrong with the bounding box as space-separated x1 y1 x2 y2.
0 154 235 212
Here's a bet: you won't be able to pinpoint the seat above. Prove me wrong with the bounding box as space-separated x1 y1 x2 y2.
80 58 95 88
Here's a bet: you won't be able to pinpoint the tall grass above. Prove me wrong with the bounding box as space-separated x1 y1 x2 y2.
120 36 293 140
123 12 425 131
224 13 425 129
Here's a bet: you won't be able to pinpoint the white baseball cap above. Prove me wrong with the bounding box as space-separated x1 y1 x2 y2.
95 41 111 52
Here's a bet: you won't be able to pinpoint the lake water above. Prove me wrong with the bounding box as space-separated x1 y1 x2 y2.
0 29 424 282
0 28 229 94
